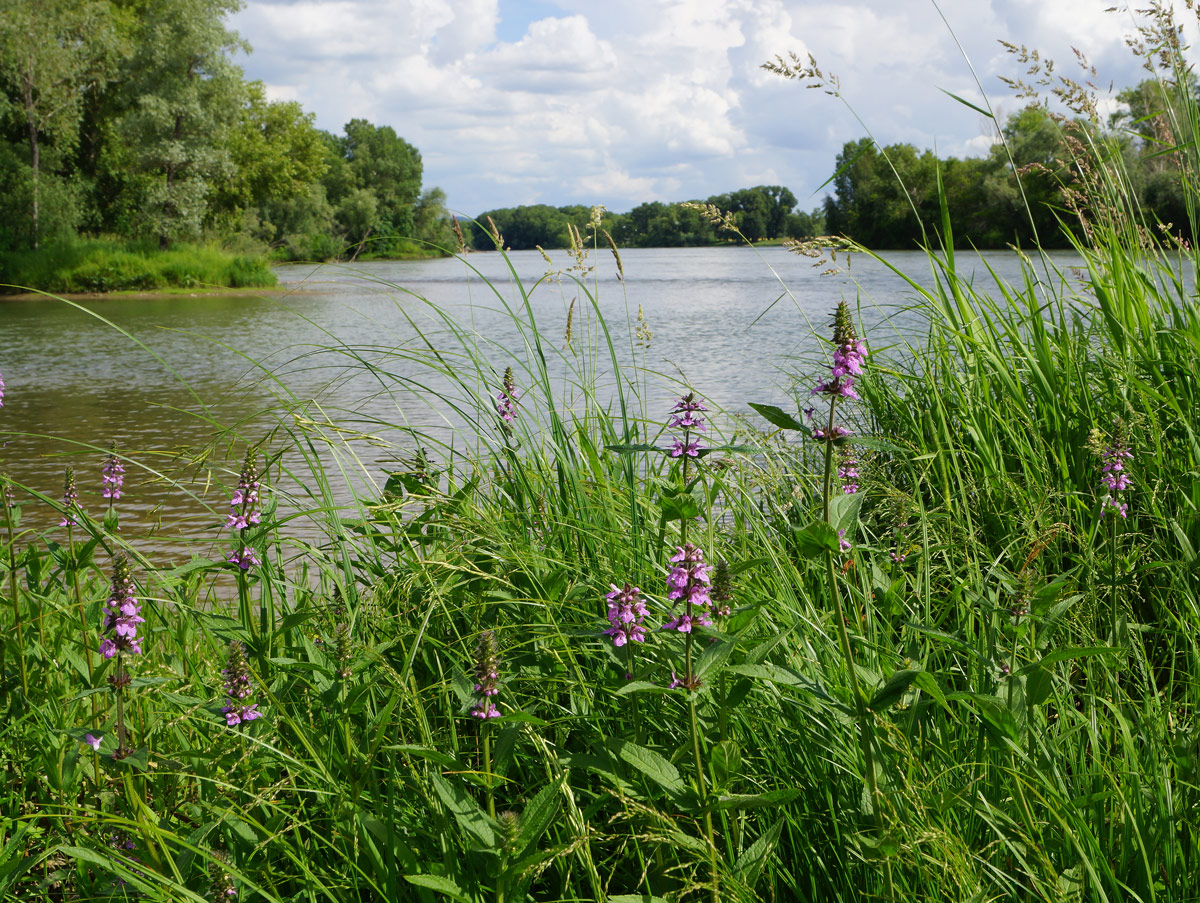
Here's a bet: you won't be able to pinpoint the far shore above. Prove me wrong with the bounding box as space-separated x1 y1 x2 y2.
0 284 320 302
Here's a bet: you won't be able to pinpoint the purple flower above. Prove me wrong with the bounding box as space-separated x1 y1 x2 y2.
226 452 262 531
837 529 851 552
102 449 125 500
666 392 707 457
838 451 860 494
470 630 503 719
812 425 850 442
1100 439 1133 517
99 554 143 659
668 394 708 431
669 438 701 458
1 474 14 509
661 543 713 632
59 468 80 527
221 640 261 726
226 548 261 571
811 302 866 439
0 370 5 406
84 733 103 751
496 367 519 424
604 582 648 646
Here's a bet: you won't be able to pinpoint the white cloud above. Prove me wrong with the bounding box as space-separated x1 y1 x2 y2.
229 0 1198 214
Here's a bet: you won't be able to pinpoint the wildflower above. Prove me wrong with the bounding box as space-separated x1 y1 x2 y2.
669 394 707 431
102 447 124 500
837 529 851 552
838 450 860 494
221 640 260 727
1100 439 1133 518
99 554 143 659
226 452 262 532
84 733 103 751
0 369 5 406
59 467 80 527
225 548 261 571
1 474 14 509
670 438 701 458
889 550 907 564
811 301 867 434
496 367 519 424
811 425 850 442
470 630 502 719
662 543 713 633
604 583 647 647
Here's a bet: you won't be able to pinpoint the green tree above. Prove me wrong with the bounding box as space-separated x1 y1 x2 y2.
0 0 119 247
336 119 423 238
117 0 248 247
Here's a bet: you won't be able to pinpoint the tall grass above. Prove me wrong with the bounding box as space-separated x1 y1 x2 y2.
6 12 1200 903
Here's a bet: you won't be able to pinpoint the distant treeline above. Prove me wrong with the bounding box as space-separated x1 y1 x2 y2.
0 0 455 261
470 186 824 251
474 84 1194 252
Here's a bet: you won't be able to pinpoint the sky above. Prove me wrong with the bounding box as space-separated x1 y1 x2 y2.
228 0 1196 218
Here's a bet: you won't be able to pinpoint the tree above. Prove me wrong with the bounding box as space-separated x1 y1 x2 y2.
117 0 248 247
337 119 423 237
211 81 328 235
0 0 119 247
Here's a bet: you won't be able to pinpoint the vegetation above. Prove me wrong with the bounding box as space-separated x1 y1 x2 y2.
471 186 823 251
0 0 457 290
6 6 1200 903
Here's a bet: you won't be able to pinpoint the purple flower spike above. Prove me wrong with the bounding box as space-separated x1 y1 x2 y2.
811 302 866 444
226 452 262 531
470 630 503 719
604 582 648 646
102 449 125 500
59 468 80 527
221 640 261 726
670 438 701 458
496 367 520 424
661 543 714 632
0 370 5 406
1097 429 1133 518
100 554 143 659
837 528 851 552
838 450 860 494
226 548 261 571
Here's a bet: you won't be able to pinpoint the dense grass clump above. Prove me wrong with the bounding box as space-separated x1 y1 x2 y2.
0 238 278 294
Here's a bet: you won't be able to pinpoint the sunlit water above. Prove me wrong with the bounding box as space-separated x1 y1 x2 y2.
0 247 1085 556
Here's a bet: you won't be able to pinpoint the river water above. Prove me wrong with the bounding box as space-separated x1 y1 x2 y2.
0 246 1083 550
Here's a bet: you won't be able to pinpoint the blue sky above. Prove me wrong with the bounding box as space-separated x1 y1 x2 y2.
228 1 1193 218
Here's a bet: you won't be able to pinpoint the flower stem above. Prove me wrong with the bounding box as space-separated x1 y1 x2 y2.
66 522 94 683
689 695 719 903
2 498 27 697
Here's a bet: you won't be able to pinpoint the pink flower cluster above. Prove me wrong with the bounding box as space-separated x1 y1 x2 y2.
1101 442 1133 517
662 543 713 633
99 555 143 659
603 583 647 646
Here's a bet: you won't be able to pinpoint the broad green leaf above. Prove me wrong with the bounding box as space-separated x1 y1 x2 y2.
616 741 686 796
695 639 734 680
404 874 471 901
515 777 562 854
748 403 806 431
390 745 458 769
867 669 919 712
736 820 783 886
792 521 840 557
606 443 660 455
726 662 803 687
614 681 673 697
431 773 495 847
710 789 801 811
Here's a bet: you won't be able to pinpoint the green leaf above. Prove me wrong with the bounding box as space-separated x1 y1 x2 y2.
404 874 471 901
390 745 458 769
515 778 562 854
614 681 673 697
868 669 920 712
725 662 803 688
711 740 742 790
748 403 807 432
710 789 801 811
494 711 548 725
431 773 495 847
1015 646 1115 677
616 741 686 796
606 443 660 455
695 639 734 680
828 490 863 537
736 820 783 886
659 493 701 522
1026 667 1054 707
608 896 670 903
792 521 840 557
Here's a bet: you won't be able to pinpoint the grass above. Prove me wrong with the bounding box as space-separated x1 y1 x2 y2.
5 13 1200 903
0 237 278 294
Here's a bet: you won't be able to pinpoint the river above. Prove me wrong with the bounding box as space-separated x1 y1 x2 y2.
0 246 1084 549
